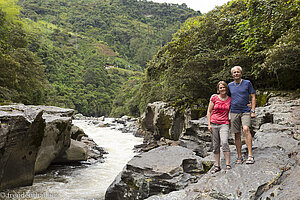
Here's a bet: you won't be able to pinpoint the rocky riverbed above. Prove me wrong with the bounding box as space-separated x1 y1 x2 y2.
0 105 106 191
1 95 299 200
105 96 300 200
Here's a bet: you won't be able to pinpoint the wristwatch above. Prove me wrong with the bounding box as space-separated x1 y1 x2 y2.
251 109 255 113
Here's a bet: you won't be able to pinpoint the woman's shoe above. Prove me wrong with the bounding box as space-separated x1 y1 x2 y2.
225 165 232 173
234 157 244 165
211 166 221 174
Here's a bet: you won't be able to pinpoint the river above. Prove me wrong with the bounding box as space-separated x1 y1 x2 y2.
4 119 143 200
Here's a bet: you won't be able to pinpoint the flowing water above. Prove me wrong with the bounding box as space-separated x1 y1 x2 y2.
3 119 143 200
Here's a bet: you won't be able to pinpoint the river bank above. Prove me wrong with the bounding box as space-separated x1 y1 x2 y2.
1 118 143 199
105 96 300 200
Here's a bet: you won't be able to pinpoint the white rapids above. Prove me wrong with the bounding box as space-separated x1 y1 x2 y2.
4 119 143 200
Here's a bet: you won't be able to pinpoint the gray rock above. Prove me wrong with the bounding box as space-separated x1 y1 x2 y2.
81 136 108 162
179 135 208 158
146 147 295 200
53 139 88 163
0 105 45 190
105 146 205 200
70 125 86 141
259 165 300 200
140 102 185 140
183 118 215 152
254 131 298 154
142 96 300 200
251 107 273 131
258 123 293 133
185 118 211 142
0 104 74 190
28 105 74 117
34 106 73 173
34 116 72 173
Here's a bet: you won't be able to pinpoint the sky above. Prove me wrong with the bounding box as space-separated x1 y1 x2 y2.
150 0 230 13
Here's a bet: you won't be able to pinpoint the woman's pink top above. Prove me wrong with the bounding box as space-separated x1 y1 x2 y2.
210 94 231 124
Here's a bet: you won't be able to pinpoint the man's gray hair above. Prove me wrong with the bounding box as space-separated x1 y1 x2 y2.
231 66 242 73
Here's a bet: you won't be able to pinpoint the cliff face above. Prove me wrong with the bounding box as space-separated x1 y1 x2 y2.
140 101 185 141
33 106 74 173
106 96 300 200
0 106 45 190
0 105 74 190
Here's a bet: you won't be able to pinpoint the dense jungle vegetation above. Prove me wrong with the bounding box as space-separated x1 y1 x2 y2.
114 0 300 117
0 0 198 116
1 0 299 117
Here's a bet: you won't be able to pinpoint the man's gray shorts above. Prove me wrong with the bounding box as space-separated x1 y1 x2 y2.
230 112 251 134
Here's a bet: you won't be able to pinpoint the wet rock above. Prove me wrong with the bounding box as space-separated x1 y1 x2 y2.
81 136 108 163
120 122 139 133
98 116 105 121
73 113 84 120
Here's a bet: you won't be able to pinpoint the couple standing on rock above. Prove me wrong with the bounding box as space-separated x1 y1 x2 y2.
207 66 256 174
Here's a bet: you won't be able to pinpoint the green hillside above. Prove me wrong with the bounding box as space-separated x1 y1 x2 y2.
2 0 299 118
0 0 48 104
20 0 199 67
113 0 300 117
0 0 198 116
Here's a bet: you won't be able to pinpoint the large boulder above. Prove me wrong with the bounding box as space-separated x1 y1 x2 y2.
179 135 208 158
105 146 206 200
147 147 295 200
0 104 74 190
81 136 108 163
70 125 86 141
140 102 185 140
0 105 45 190
52 139 88 163
33 106 74 173
185 118 211 142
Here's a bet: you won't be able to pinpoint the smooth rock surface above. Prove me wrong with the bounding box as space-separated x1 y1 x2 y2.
53 139 88 163
0 105 45 190
105 146 205 200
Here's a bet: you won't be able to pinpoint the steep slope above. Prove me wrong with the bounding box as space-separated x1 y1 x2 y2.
8 0 199 116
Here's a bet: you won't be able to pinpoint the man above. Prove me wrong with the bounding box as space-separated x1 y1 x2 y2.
228 66 256 164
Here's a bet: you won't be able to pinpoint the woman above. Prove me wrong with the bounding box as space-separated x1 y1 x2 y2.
207 81 231 174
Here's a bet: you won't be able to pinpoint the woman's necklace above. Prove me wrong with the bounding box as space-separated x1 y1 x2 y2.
234 79 243 87
218 95 228 101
